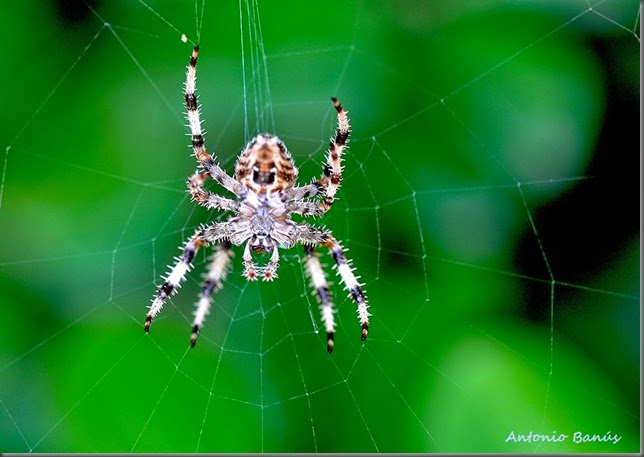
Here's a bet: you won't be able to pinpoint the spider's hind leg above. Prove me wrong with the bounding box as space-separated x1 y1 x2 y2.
184 45 242 196
297 224 370 349
318 97 350 212
285 97 350 206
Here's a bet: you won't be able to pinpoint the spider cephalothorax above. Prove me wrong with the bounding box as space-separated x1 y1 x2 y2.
145 45 370 353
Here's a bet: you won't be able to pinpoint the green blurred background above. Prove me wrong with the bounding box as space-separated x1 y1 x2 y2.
0 0 639 453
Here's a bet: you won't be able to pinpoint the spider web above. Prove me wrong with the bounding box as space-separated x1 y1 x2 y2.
0 0 640 453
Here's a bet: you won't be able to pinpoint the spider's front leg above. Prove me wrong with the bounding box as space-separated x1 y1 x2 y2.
146 229 205 332
323 235 370 341
146 222 233 335
297 224 370 351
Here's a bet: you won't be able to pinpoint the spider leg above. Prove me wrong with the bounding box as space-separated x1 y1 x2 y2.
190 240 233 347
185 45 242 196
297 224 370 345
286 200 326 217
287 180 325 201
325 235 370 341
189 170 240 212
318 97 350 212
287 98 350 210
146 229 206 332
146 221 234 333
304 244 336 353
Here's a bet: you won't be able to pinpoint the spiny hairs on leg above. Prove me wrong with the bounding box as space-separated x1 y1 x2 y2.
190 240 233 347
184 45 241 195
145 232 204 332
331 97 350 144
276 97 350 206
324 236 370 341
298 224 370 350
325 100 370 341
304 244 337 353
184 45 206 163
318 98 350 213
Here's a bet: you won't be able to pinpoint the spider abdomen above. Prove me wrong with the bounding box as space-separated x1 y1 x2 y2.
236 134 297 194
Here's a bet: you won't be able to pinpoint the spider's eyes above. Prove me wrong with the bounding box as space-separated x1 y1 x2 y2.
252 165 276 185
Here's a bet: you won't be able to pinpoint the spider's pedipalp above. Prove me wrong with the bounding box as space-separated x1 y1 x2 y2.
262 245 280 281
242 240 259 281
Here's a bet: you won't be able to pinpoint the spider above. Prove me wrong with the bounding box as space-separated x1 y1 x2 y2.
144 45 371 353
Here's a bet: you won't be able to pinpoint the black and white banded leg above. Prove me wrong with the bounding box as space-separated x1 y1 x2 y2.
287 97 350 209
188 170 241 212
146 231 205 332
190 240 233 347
322 235 370 341
301 228 370 351
304 244 337 353
184 45 242 195
146 221 231 329
319 97 350 212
